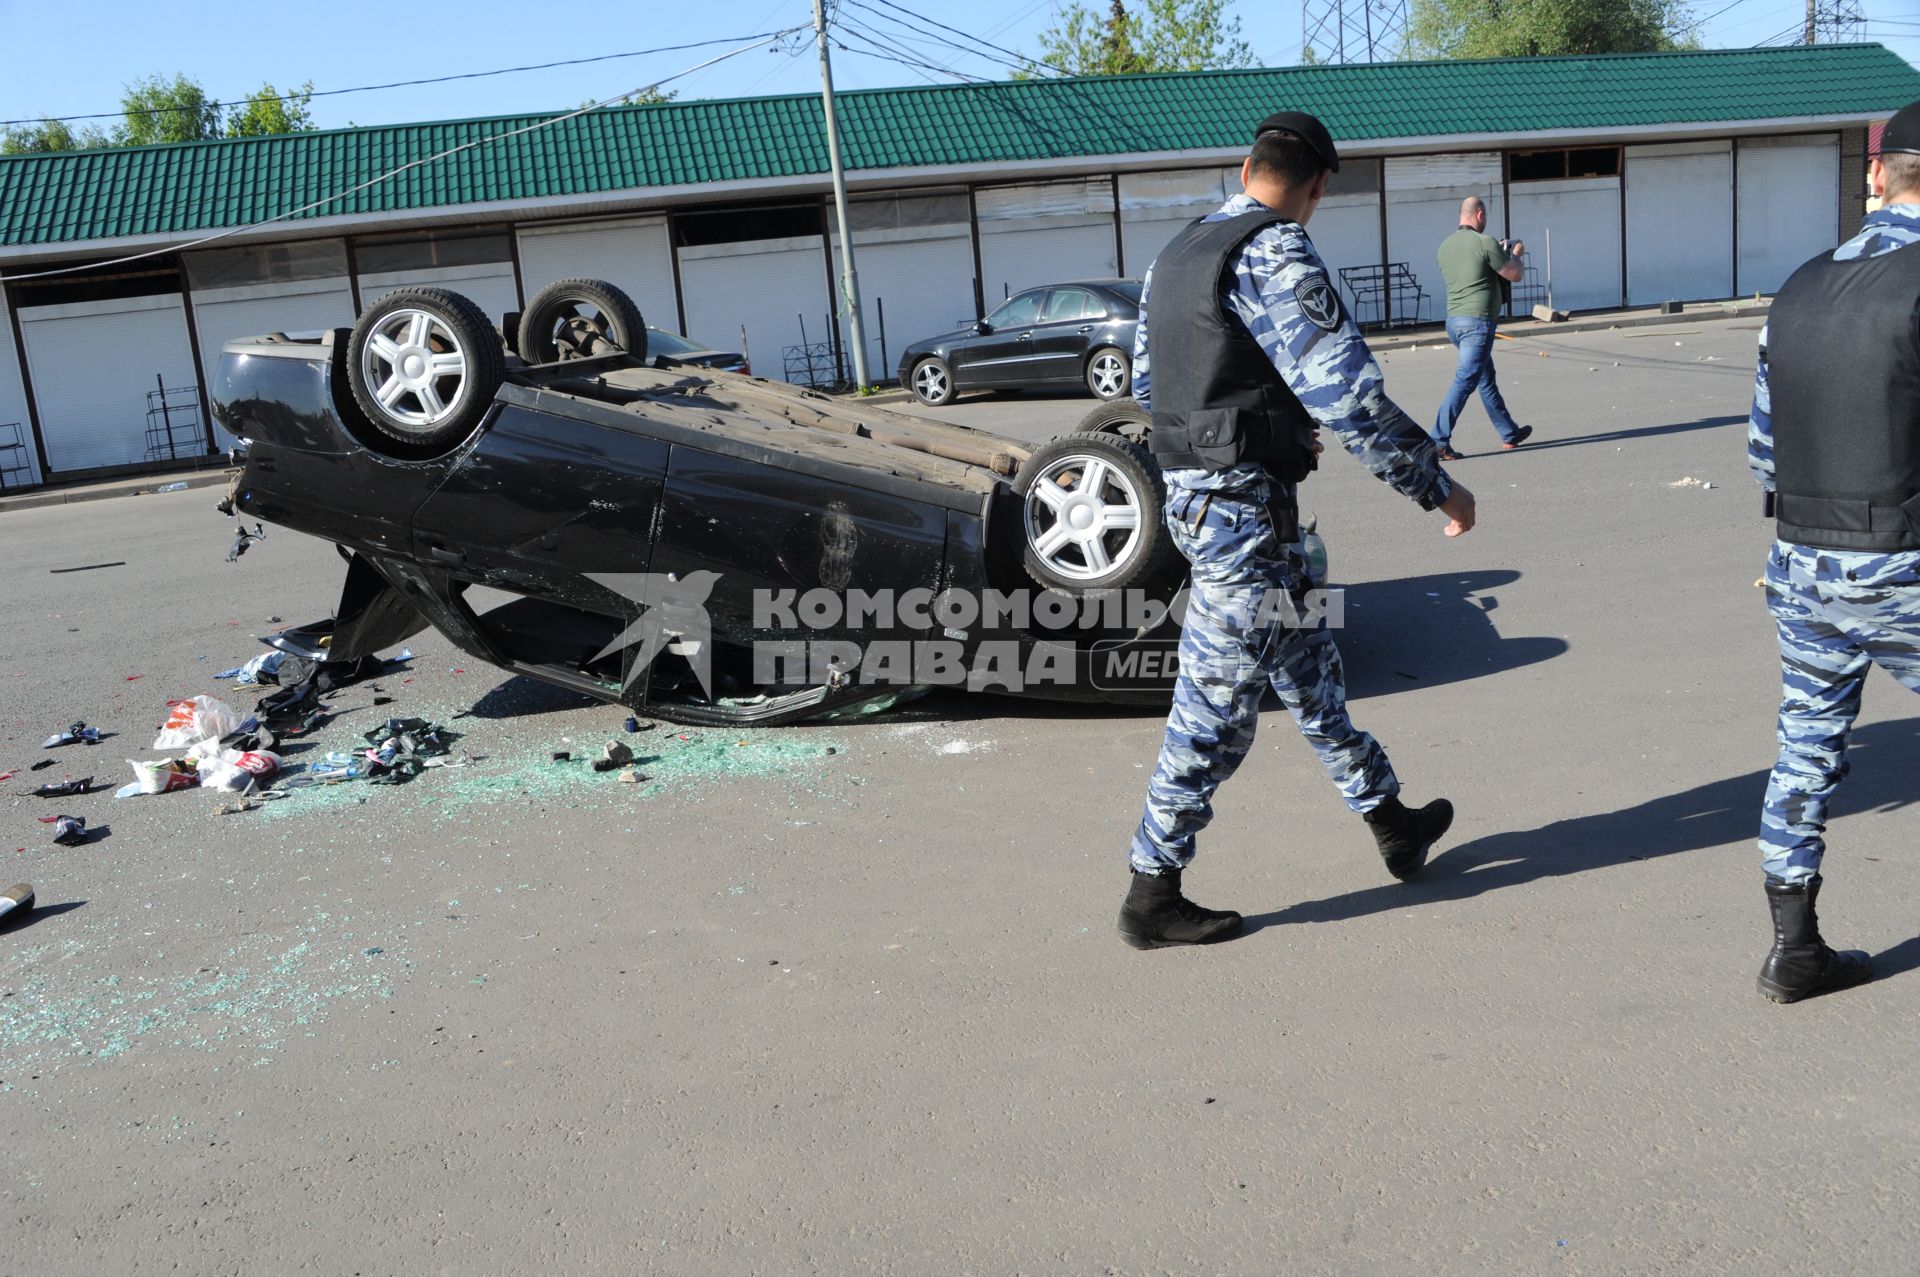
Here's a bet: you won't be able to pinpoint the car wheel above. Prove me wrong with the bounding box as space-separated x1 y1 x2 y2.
518 277 648 364
1015 432 1175 594
1074 397 1150 447
1085 347 1131 400
346 287 506 453
910 357 956 406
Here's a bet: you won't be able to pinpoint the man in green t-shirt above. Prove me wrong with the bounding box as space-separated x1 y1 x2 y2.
1432 196 1531 459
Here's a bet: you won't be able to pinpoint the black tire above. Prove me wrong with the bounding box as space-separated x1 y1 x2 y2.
910 356 956 406
1085 346 1131 400
1074 397 1150 446
346 287 506 453
1014 432 1175 593
518 277 648 364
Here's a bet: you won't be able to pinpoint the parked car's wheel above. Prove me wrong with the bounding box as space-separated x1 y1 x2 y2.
347 287 506 453
910 356 956 406
1075 397 1150 446
1085 346 1131 400
1015 433 1175 593
518 277 648 364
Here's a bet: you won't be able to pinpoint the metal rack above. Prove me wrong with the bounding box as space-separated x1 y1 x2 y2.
0 421 31 490
143 375 205 461
1338 262 1428 331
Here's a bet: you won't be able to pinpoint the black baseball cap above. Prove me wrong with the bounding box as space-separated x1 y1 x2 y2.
1253 111 1340 174
1881 99 1920 155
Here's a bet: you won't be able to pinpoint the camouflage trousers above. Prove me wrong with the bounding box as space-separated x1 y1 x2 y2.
1130 487 1398 873
1760 540 1920 883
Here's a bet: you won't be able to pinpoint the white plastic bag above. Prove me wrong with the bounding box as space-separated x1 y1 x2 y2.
196 748 281 792
152 695 242 751
128 757 201 794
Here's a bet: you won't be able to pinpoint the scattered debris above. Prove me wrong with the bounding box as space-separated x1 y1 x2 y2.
28 759 55 772
47 561 126 575
618 769 645 783
214 650 288 685
0 883 33 922
153 695 244 750
592 740 635 772
121 759 199 796
156 481 190 492
1669 477 1714 489
226 522 267 562
29 777 94 798
551 751 571 762
40 722 103 749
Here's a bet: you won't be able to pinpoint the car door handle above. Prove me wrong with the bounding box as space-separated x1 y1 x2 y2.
1078 325 1094 333
1017 331 1033 339
428 543 466 565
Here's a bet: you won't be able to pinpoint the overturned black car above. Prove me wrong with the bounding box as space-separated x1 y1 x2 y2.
211 277 1228 727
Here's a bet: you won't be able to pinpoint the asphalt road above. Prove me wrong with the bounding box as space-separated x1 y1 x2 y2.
5 315 1919 1275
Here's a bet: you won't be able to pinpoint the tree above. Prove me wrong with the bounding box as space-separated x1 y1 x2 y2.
0 74 318 157
581 87 680 109
1406 0 1698 59
226 81 316 138
1021 0 1257 77
1 118 109 156
117 73 222 146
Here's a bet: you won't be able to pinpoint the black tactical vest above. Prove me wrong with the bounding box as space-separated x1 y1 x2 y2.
1770 241 1920 552
1144 211 1322 492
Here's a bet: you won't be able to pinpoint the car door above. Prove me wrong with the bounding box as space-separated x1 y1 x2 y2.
409 398 670 691
951 289 1045 388
1030 287 1104 383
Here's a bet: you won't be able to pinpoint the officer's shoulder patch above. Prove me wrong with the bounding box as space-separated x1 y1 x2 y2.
1293 273 1342 332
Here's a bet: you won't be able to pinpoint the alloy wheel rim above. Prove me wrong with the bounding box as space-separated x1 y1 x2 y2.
362 309 467 426
915 363 948 401
1024 453 1143 580
1090 353 1126 398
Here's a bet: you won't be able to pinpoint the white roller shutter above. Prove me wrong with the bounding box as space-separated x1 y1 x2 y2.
1118 168 1235 277
977 178 1117 304
1737 135 1841 295
0 293 36 487
679 236 831 384
515 217 678 331
1306 194 1385 293
20 293 201 472
830 226 976 379
1626 141 1734 305
1509 176 1623 312
1385 153 1503 324
190 278 356 447
356 262 521 329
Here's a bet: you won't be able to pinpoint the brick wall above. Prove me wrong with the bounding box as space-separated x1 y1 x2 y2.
1841 127 1869 226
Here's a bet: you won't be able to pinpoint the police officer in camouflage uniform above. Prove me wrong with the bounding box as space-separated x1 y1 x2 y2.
1118 112 1478 950
1745 99 1920 1002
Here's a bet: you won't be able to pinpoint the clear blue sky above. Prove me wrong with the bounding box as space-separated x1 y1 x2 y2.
1 0 1916 134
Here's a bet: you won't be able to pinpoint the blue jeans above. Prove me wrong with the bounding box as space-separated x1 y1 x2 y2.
1433 316 1523 447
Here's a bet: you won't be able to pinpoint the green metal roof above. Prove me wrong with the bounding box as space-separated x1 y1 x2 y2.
2 43 1915 250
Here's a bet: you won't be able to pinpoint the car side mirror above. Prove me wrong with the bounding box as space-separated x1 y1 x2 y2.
972 320 993 335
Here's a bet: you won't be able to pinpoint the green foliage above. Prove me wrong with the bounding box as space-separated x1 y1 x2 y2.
1405 0 1699 59
1021 0 1257 77
1 118 109 155
581 86 681 109
1 73 318 157
117 73 222 146
226 82 316 138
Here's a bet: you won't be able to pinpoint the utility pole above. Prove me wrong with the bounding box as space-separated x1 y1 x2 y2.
1805 0 1816 43
814 0 871 389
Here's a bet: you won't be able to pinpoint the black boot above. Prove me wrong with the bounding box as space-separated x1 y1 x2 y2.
1757 875 1872 1004
1117 868 1242 949
1363 795 1454 881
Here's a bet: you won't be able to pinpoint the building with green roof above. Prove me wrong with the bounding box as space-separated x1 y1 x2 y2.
0 43 1913 485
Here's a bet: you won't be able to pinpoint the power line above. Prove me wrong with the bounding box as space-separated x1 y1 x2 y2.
1675 0 1764 35
851 0 1072 76
841 0 1033 75
831 27 989 83
0 27 808 283
0 31 795 129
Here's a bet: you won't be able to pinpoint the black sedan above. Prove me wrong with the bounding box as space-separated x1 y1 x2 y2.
898 279 1140 407
211 278 1189 727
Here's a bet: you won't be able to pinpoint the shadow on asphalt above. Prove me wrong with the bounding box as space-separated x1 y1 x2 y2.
1342 569 1567 699
1239 717 1920 961
0 900 86 934
1489 413 1747 454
